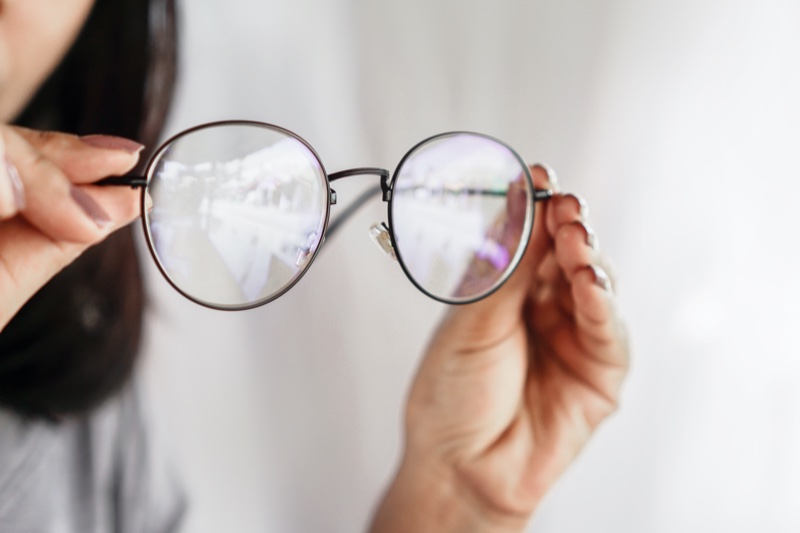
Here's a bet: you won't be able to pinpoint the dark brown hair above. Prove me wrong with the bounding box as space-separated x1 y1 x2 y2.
0 0 177 419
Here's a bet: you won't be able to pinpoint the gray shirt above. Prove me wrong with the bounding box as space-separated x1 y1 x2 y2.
0 386 185 533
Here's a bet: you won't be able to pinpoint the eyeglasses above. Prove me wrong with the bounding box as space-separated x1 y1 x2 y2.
100 121 554 310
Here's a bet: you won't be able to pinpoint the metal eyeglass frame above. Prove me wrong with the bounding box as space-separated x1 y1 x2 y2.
99 120 554 310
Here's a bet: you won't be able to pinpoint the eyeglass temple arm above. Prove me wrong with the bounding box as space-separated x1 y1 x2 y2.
96 175 147 188
96 173 555 203
96 168 392 191
94 169 389 238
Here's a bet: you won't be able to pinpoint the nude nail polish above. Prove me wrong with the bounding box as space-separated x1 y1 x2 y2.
5 158 26 210
532 162 559 190
70 186 113 228
590 264 612 292
79 134 145 154
565 193 589 220
583 222 599 250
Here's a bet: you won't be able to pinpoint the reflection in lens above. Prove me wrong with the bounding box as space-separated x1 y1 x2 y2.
391 133 533 303
144 123 328 308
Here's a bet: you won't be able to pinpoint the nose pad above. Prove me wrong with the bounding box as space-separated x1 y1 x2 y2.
296 248 313 268
368 222 396 260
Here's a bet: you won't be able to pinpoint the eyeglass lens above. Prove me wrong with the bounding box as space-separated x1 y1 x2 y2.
391 134 533 303
143 123 329 309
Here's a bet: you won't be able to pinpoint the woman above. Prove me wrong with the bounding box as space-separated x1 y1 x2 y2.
0 1 628 532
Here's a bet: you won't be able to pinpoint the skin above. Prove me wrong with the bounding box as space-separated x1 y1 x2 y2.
0 127 142 329
0 2 629 531
0 0 96 121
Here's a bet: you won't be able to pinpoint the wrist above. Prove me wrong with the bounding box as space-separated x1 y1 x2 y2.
369 452 529 533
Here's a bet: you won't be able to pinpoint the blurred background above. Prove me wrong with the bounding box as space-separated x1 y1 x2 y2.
138 0 800 531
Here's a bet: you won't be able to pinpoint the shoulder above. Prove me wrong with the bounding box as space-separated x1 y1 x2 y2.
0 385 186 533
0 395 123 531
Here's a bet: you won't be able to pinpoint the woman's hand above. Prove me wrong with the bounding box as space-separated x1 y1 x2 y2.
371 166 629 532
0 126 143 331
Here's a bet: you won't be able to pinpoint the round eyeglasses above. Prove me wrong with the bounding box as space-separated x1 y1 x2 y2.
100 121 554 310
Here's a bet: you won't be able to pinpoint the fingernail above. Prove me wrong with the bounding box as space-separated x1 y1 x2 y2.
79 134 145 154
582 222 599 250
532 162 559 190
70 186 113 228
5 157 26 210
564 193 589 221
568 221 599 250
590 264 612 292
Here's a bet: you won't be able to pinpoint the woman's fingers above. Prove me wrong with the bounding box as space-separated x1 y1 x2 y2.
12 126 144 183
0 190 140 330
553 225 627 367
545 193 586 237
570 265 627 363
1 126 141 243
553 221 597 283
536 190 627 366
0 218 78 329
0 126 143 331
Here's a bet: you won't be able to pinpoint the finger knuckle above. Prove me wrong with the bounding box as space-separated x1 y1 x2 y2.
55 223 103 247
26 149 52 174
556 222 582 243
31 129 61 146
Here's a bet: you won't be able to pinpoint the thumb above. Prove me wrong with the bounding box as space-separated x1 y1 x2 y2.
437 164 557 348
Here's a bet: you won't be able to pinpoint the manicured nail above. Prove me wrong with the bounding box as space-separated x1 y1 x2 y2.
564 193 589 220
582 222 599 250
70 186 113 228
590 264 612 292
79 134 144 154
568 221 599 250
532 162 559 190
5 157 26 210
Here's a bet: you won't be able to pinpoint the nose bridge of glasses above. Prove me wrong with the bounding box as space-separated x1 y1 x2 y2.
328 167 392 201
325 167 394 243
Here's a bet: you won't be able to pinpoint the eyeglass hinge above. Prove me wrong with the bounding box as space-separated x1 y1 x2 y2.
330 189 338 205
380 173 392 202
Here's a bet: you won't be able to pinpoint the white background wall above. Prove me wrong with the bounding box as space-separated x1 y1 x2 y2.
140 1 800 531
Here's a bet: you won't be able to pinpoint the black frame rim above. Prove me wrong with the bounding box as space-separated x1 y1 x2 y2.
139 120 332 311
385 131 536 305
